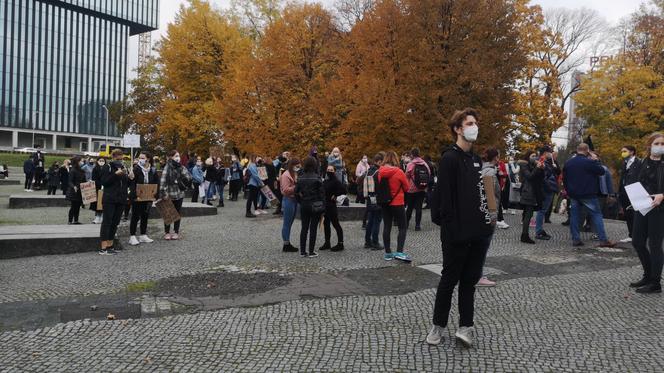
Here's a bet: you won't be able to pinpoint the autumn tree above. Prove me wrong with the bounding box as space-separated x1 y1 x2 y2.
575 59 664 165
158 0 251 155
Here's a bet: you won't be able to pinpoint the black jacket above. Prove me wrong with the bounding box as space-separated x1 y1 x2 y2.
205 165 218 182
518 160 545 207
431 144 494 243
59 166 69 189
101 160 129 204
638 158 664 211
23 159 35 174
215 166 228 185
32 151 45 170
47 167 60 187
295 172 325 209
129 164 159 200
619 157 642 207
66 167 85 202
323 174 347 207
91 165 104 191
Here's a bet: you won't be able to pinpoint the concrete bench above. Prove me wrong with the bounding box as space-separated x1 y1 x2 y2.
149 202 218 218
9 194 70 208
297 203 366 221
0 179 20 185
0 225 119 259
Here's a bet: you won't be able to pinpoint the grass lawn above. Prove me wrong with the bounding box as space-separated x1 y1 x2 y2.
0 152 75 167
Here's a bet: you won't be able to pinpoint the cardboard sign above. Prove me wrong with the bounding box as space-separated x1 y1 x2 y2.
482 176 498 212
257 166 268 181
80 181 97 205
136 184 158 202
156 199 181 225
261 185 279 206
97 190 104 211
123 134 141 148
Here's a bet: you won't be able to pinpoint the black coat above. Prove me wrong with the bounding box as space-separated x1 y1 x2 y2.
47 167 60 187
205 165 218 182
295 172 325 209
431 144 494 243
129 164 159 200
23 159 35 175
323 174 347 207
59 166 69 189
101 161 129 204
619 157 642 207
66 168 85 202
91 165 104 190
518 160 545 207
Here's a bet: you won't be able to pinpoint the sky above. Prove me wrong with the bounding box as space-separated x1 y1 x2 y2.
127 0 644 75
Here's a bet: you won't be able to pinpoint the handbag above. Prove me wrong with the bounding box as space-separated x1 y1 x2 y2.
509 182 522 204
311 200 325 213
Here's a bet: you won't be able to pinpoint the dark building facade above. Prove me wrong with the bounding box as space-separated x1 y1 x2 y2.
0 0 158 151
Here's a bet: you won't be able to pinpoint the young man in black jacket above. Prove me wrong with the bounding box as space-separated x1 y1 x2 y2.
99 149 129 255
618 145 641 243
428 108 495 348
320 165 348 252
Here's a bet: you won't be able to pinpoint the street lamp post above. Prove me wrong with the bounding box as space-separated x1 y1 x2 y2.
101 105 109 147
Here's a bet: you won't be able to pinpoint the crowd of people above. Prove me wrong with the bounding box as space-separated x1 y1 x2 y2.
16 107 664 348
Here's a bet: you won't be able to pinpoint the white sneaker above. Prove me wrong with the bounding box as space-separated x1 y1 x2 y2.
426 325 444 345
138 235 154 243
619 237 632 243
455 326 475 347
128 236 140 246
496 221 510 229
508 209 516 215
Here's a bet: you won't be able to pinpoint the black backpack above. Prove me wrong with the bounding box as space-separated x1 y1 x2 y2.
413 164 430 189
375 173 393 206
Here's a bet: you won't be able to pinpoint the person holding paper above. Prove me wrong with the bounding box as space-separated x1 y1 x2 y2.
630 133 664 294
99 149 130 255
128 152 158 246
159 150 193 240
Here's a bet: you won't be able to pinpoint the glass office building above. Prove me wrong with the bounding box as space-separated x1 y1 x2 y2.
0 0 159 151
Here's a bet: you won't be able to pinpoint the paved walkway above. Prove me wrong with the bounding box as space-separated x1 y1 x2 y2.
1 188 662 372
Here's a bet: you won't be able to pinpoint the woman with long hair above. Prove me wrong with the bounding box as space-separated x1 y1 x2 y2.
159 150 193 240
65 156 85 225
279 158 301 252
378 151 411 262
128 152 158 246
295 157 325 258
245 155 264 218
630 133 664 293
518 150 544 244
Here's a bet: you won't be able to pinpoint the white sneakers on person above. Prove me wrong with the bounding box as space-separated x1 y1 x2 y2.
93 215 101 224
455 326 475 347
426 325 444 345
496 221 509 229
477 277 496 287
619 237 632 243
138 235 154 243
128 236 140 246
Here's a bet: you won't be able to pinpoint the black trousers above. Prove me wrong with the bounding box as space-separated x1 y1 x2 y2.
230 180 242 200
632 209 664 284
192 182 200 203
24 173 33 189
521 205 535 237
100 202 124 241
620 198 635 238
47 186 58 195
382 205 407 253
323 204 343 244
34 169 43 188
130 201 151 236
164 198 184 233
123 200 131 219
406 191 426 228
433 235 492 327
68 200 82 223
300 207 322 254
246 185 259 213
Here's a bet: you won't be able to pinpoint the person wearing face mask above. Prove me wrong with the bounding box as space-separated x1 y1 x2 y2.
256 157 270 212
428 108 495 348
518 150 545 244
279 158 301 252
405 148 431 231
191 157 204 203
618 145 641 243
127 152 158 246
98 149 130 255
46 161 61 195
82 157 95 182
327 147 345 183
534 146 560 241
159 150 193 240
355 155 369 204
66 156 86 225
629 133 664 294
229 155 243 201
245 156 265 218
90 158 106 224
295 157 326 257
476 148 501 287
319 165 348 252
563 143 616 248
215 157 229 207
204 157 218 206
364 153 384 250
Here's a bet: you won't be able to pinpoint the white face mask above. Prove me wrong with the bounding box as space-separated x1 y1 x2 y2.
463 125 479 142
362 157 368 163
652 145 664 157
138 159 146 166
173 156 181 163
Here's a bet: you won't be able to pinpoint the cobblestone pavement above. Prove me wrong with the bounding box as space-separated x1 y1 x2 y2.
2 187 663 371
1 267 663 372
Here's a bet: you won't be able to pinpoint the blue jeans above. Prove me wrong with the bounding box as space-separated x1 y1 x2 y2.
570 198 608 243
535 193 554 235
365 209 382 244
281 197 298 243
206 182 217 201
217 183 225 201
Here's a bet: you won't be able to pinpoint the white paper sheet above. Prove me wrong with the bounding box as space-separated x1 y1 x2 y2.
625 182 655 216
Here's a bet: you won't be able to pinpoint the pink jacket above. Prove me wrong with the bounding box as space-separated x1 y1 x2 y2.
405 157 431 193
279 170 297 199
